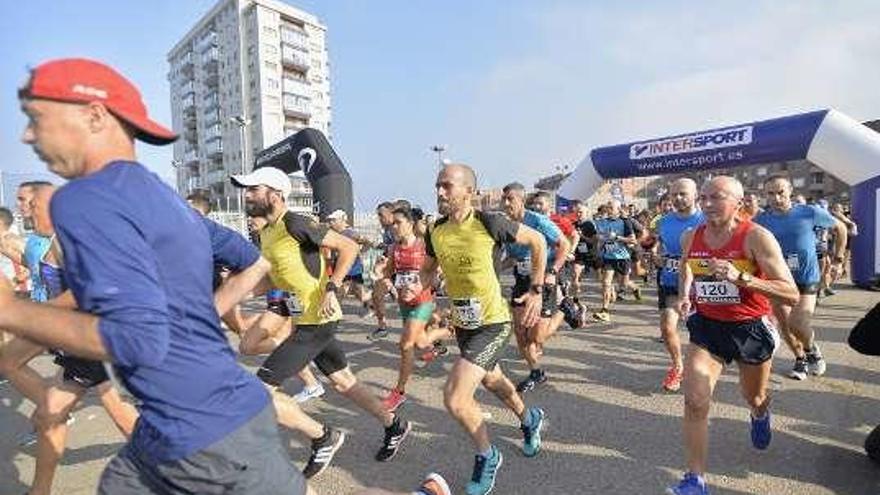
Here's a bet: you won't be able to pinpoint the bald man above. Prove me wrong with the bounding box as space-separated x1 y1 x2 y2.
653 178 703 392
668 176 797 495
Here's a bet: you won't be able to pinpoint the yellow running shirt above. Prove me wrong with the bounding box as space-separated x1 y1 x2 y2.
426 210 519 328
260 211 340 325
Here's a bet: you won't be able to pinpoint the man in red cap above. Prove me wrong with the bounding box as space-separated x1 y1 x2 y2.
4 57 308 494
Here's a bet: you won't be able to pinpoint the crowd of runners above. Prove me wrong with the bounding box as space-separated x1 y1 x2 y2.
0 57 864 495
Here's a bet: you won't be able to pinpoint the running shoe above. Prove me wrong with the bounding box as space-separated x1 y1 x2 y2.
666 472 709 495
806 345 827 376
294 383 326 403
788 357 808 381
416 473 452 495
662 366 683 392
368 327 390 341
823 287 837 297
521 406 545 457
302 427 346 479
516 369 547 393
381 388 407 412
375 416 411 461
0 373 7 386
592 309 611 322
633 287 642 301
750 410 772 450
615 292 625 302
466 446 503 495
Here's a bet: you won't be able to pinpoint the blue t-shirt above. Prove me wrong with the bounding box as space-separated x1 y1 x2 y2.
23 234 52 302
754 204 837 285
51 161 267 462
594 217 633 260
342 228 364 276
506 210 561 274
656 211 705 288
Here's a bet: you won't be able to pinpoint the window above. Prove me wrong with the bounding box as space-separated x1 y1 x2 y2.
267 78 280 90
811 172 825 185
792 177 806 188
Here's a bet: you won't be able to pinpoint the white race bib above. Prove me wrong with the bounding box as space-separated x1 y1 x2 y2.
786 254 799 272
514 259 532 277
452 298 482 330
285 294 304 315
664 257 680 272
395 271 420 289
577 243 590 254
694 280 740 304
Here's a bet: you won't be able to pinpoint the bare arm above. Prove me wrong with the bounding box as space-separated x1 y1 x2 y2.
678 230 695 300
517 224 547 285
214 257 271 317
549 235 570 275
831 219 848 261
0 232 25 265
741 227 800 306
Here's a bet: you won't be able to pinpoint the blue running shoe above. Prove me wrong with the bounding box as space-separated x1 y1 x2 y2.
666 472 709 495
521 407 544 457
751 411 772 450
465 446 503 495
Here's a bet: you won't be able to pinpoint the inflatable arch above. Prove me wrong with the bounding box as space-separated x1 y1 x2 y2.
252 128 354 221
558 109 880 288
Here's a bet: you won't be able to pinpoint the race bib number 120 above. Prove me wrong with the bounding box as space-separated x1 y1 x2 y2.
694 280 740 304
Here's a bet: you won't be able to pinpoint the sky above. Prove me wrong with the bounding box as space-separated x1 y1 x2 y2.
3 0 880 211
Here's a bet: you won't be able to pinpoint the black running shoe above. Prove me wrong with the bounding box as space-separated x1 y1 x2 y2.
516 370 547 393
376 417 412 461
303 427 346 479
368 327 390 341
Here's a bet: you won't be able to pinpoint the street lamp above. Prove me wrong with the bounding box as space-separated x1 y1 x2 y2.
230 116 251 215
430 145 446 167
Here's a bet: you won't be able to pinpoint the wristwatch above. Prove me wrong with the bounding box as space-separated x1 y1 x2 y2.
325 281 339 294
736 271 753 286
833 256 845 264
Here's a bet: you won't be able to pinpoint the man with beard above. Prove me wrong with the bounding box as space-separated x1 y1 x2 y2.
232 167 412 478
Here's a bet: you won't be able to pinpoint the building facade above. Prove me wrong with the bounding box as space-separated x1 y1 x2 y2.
167 0 331 211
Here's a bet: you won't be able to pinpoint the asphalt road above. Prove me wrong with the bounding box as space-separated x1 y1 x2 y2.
2 280 879 494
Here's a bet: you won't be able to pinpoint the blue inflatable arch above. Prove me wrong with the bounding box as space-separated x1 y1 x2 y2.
558 109 880 288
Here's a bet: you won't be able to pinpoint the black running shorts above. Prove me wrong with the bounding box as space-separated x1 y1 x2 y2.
54 354 109 389
657 285 679 310
257 321 348 386
687 313 778 365
602 258 631 276
455 322 512 371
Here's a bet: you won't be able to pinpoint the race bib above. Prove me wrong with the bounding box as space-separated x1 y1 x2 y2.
786 254 800 272
452 298 482 330
395 271 420 289
694 280 740 304
577 243 590 254
285 294 304 315
514 259 532 277
664 257 680 272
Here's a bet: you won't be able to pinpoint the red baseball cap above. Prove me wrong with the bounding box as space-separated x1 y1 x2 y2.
19 58 177 145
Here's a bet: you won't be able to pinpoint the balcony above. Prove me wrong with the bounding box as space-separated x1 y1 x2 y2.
183 149 198 165
196 30 217 53
201 47 220 69
206 139 223 158
177 51 194 72
282 78 310 98
280 27 307 50
180 81 195 96
282 96 311 119
204 124 222 142
181 94 196 115
204 109 221 125
281 47 309 71
203 91 220 111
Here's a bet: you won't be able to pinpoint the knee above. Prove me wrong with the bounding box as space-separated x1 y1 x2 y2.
443 389 469 418
330 369 357 395
683 393 711 419
398 337 416 353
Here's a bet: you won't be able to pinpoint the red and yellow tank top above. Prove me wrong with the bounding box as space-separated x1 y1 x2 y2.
687 220 770 321
391 238 433 306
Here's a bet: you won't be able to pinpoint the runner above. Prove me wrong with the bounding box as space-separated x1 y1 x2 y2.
232 166 412 477
327 209 373 312
6 57 308 494
423 164 546 495
570 200 598 298
592 199 640 322
739 191 762 221
754 175 847 380
501 183 569 393
380 206 452 411
667 176 798 495
653 178 703 392
370 201 398 339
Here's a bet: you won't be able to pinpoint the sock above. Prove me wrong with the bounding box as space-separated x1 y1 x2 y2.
317 425 331 443
530 368 542 378
479 446 494 459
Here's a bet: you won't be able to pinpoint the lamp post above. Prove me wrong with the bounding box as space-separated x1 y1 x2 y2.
230 116 251 215
430 145 446 168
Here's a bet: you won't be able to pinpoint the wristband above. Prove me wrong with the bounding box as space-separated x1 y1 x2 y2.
325 281 339 294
